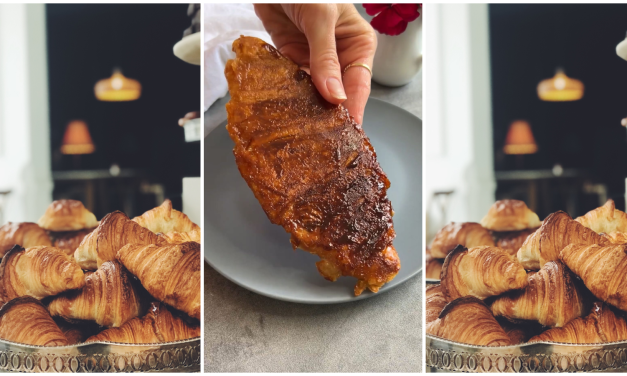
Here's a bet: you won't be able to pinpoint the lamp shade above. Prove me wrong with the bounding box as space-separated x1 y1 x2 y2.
94 69 141 101
503 120 538 155
537 68 584 101
61 120 95 155
617 32 627 61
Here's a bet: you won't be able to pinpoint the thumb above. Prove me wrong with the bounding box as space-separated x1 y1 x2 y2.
303 20 346 104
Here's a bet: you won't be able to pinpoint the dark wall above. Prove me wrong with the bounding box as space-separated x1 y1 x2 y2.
46 4 200 212
490 4 627 210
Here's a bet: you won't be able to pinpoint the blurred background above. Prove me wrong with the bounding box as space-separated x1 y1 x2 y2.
0 4 200 224
425 4 627 240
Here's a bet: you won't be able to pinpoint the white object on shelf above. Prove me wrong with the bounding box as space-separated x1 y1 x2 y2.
173 32 201 66
372 16 422 87
183 177 200 226
184 118 201 142
617 32 627 61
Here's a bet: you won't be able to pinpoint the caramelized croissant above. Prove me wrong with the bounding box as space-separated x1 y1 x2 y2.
602 231 627 244
560 243 627 311
85 302 200 344
0 245 85 302
480 200 541 232
160 229 201 244
426 284 448 324
440 245 528 301
529 302 627 344
48 261 147 327
575 199 627 234
38 200 98 232
132 199 200 234
494 229 536 255
491 261 591 327
74 211 166 270
428 297 511 346
517 211 608 270
51 229 92 255
117 242 200 320
0 222 51 256
425 248 443 280
429 222 494 259
0 297 68 346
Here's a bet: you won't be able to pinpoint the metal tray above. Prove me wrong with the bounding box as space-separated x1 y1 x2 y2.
0 337 200 373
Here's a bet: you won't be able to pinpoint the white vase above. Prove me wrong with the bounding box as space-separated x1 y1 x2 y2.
372 16 422 87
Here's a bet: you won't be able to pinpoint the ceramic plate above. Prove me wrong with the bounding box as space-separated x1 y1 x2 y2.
204 98 422 303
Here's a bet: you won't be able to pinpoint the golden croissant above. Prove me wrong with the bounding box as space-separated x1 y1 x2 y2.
491 261 591 327
52 229 92 255
494 229 535 255
0 297 68 346
440 245 528 301
560 243 627 311
86 302 200 344
427 296 511 346
0 222 51 257
426 284 448 325
48 261 147 327
575 199 627 234
0 245 85 302
602 231 627 244
480 200 541 232
132 199 199 234
429 222 494 259
160 229 201 244
517 211 608 270
117 242 200 320
425 249 443 280
529 302 627 344
74 211 166 270
38 199 98 232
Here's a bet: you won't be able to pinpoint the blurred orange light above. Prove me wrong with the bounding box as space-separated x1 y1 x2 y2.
61 120 95 155
504 120 538 155
94 69 141 101
537 68 584 101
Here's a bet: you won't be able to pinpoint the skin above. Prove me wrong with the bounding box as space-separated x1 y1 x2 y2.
254 4 377 125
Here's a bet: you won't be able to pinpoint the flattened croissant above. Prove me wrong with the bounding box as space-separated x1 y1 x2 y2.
491 261 591 327
429 222 494 259
428 297 511 346
117 242 200 320
560 243 627 311
426 284 448 324
517 211 608 270
529 302 627 344
85 302 200 344
0 245 85 302
160 229 200 244
0 222 51 257
480 200 541 232
575 199 627 234
440 245 528 301
425 249 443 280
132 199 199 234
0 297 68 346
48 261 147 327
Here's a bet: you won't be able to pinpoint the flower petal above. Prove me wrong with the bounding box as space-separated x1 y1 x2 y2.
363 3 391 17
391 4 421 22
371 8 408 36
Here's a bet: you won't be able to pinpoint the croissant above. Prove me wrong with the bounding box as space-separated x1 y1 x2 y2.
517 211 608 270
0 222 51 256
74 211 166 270
529 302 627 344
52 229 92 255
117 242 200 320
491 261 591 327
48 261 146 327
38 200 98 232
575 199 627 234
428 297 511 346
160 229 201 244
494 229 535 255
425 249 443 280
85 302 200 344
559 243 627 311
496 318 543 345
54 318 99 345
132 199 200 234
426 284 448 324
0 245 85 302
480 200 541 232
429 222 494 258
440 245 528 301
602 231 627 244
0 297 68 346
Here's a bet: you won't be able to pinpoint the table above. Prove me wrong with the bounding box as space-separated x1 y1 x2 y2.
204 75 422 372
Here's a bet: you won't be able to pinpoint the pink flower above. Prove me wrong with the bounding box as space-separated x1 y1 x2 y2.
363 4 421 36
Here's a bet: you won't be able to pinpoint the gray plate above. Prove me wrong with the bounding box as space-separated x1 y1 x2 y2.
204 98 422 303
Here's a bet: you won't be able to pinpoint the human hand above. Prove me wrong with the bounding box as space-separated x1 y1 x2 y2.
254 4 376 124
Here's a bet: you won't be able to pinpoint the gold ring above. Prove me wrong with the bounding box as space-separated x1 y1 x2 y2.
343 63 372 76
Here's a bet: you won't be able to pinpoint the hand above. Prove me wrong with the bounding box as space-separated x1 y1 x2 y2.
254 4 376 124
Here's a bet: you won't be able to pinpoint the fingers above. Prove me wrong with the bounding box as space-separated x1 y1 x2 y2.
342 66 372 125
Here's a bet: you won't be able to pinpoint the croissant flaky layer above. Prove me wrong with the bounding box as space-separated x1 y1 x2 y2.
426 284 448 325
132 199 200 235
0 245 85 302
0 222 51 257
425 250 443 280
575 199 627 234
517 211 608 270
429 222 494 259
440 245 528 301
86 302 200 344
0 297 68 346
48 261 146 328
117 242 200 320
491 261 591 327
160 230 200 244
560 243 627 311
480 200 541 232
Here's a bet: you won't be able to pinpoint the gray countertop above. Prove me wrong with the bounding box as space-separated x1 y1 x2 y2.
204 74 422 373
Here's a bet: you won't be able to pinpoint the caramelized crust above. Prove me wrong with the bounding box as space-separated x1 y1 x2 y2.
132 199 199 234
575 199 627 234
480 200 541 232
225 36 398 295
37 200 98 232
0 297 68 346
429 222 494 259
0 222 51 256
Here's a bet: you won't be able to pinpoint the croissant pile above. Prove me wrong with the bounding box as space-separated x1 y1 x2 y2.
427 198 627 346
0 199 200 346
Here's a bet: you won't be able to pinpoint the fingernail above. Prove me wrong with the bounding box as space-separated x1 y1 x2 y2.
326 77 347 100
